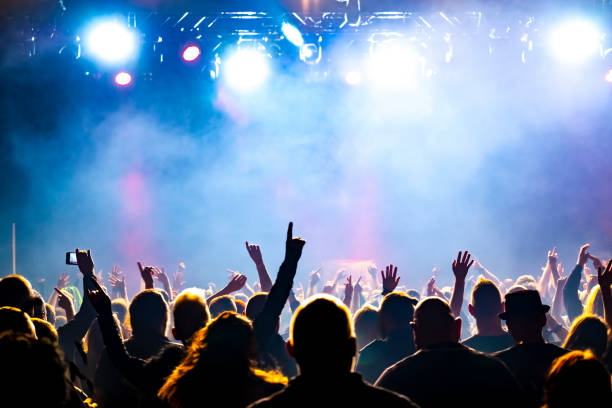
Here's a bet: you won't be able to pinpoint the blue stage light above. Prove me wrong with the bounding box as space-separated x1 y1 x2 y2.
223 49 270 93
550 19 601 63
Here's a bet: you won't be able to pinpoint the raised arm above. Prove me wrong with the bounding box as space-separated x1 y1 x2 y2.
597 261 612 330
246 241 273 293
206 274 247 304
85 276 148 389
563 243 590 323
450 251 474 318
343 276 354 309
137 262 155 290
254 222 305 344
109 265 128 302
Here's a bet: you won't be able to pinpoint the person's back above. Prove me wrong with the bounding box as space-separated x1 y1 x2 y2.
250 296 419 408
356 293 417 383
95 289 173 408
376 297 521 408
494 290 568 406
461 279 515 353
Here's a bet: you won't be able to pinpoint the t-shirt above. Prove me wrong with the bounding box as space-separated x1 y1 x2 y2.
494 342 567 406
376 342 522 408
462 332 515 354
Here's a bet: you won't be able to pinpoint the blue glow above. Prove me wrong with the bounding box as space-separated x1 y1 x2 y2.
85 20 138 65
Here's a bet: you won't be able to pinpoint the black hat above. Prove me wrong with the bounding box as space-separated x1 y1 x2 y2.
499 290 550 320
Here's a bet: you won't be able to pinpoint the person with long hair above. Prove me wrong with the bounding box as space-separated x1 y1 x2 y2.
158 311 286 408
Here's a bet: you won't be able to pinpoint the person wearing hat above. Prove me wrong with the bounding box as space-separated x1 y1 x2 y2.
376 297 522 408
494 289 567 406
356 292 419 383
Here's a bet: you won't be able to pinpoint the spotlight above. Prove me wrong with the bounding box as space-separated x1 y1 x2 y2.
606 69 612 83
85 20 138 64
550 20 601 63
281 22 304 47
367 44 421 90
114 72 133 86
182 45 201 62
300 43 321 65
223 49 270 92
345 71 363 86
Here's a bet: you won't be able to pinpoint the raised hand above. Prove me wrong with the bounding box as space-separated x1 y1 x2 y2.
285 222 306 263
75 248 95 277
55 288 74 315
155 267 171 288
452 251 474 282
577 243 590 266
588 254 603 271
344 275 354 300
225 274 247 293
137 262 155 289
426 276 436 297
109 265 125 291
245 241 264 265
309 269 321 286
353 276 363 295
598 261 612 292
547 247 559 270
172 269 186 291
85 276 112 317
381 264 400 295
56 273 70 290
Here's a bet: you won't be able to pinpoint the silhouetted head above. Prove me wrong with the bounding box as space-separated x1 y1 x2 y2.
562 314 608 358
128 289 168 337
287 295 356 375
0 275 35 315
0 306 36 337
544 350 611 408
0 331 72 407
31 290 46 320
235 299 246 315
469 278 503 320
515 275 538 291
353 305 380 350
32 317 58 344
379 292 418 338
111 298 128 324
245 292 268 321
500 290 549 343
172 288 210 344
411 297 461 350
45 303 56 326
208 295 237 318
55 315 67 329
159 311 285 408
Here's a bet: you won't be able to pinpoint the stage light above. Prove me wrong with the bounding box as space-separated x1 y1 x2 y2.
85 20 138 64
281 22 304 47
223 49 270 92
367 44 421 90
114 72 132 86
345 71 362 86
300 43 320 65
606 69 612 83
550 20 601 63
182 45 201 62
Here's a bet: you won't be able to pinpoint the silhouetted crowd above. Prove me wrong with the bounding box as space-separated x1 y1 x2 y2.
1 222 611 408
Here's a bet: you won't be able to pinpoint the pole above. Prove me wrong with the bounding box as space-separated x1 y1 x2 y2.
12 223 16 275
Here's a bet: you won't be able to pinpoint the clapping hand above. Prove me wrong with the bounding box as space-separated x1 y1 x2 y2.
452 251 474 282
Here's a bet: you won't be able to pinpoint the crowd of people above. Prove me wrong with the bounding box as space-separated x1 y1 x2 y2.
1 222 611 408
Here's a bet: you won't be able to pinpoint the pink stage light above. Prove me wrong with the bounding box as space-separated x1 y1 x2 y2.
182 45 201 62
114 72 133 86
605 69 612 83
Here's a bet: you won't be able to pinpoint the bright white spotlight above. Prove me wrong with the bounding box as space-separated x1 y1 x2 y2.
345 71 363 86
606 69 612 83
85 20 138 64
367 44 420 90
114 72 132 86
550 20 601 63
223 49 270 92
281 22 304 47
182 45 201 62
